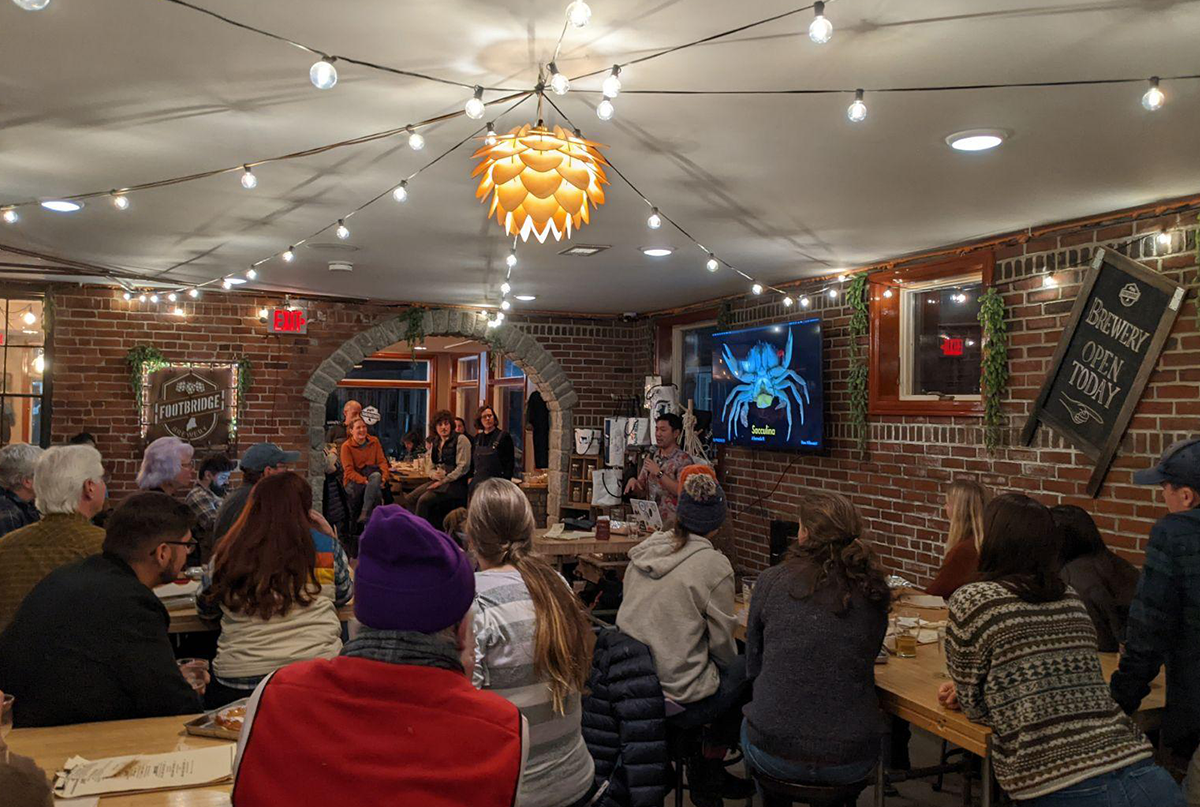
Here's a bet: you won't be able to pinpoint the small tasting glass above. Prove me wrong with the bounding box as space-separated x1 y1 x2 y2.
177 658 208 691
1 693 13 739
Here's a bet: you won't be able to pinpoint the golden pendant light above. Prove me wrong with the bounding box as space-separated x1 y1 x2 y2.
471 123 608 243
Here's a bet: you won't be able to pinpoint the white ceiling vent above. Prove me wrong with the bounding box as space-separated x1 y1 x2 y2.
558 244 610 257
328 261 353 272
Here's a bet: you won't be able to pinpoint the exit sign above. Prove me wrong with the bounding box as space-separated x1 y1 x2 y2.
941 337 964 357
268 308 307 334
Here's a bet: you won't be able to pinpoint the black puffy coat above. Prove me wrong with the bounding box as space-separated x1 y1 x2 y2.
582 629 672 807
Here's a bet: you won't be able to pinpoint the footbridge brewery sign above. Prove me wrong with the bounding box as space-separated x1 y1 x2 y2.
145 366 235 449
1021 247 1187 495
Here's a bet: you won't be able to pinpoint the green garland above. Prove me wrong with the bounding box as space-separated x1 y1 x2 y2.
978 286 1009 451
124 345 168 400
846 274 870 450
403 307 426 347
716 301 734 331
236 357 252 401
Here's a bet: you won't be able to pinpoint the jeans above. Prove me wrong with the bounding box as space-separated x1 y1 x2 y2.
740 719 875 786
1024 760 1184 807
346 471 383 524
668 655 752 748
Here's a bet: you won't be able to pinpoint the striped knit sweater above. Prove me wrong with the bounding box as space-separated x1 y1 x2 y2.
947 581 1152 800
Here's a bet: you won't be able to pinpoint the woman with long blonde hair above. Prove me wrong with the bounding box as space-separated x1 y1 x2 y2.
925 479 988 597
467 478 597 807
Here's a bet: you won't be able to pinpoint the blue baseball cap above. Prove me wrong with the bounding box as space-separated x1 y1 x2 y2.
1134 437 1200 491
238 442 301 473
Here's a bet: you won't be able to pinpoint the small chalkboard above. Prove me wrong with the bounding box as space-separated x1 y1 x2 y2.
1021 247 1187 496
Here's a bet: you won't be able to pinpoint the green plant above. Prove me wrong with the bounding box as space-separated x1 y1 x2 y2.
236 357 252 401
846 274 870 450
978 286 1009 451
403 308 426 347
125 345 168 401
716 301 734 331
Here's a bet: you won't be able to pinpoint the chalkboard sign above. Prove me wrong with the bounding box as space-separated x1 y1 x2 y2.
1021 247 1187 495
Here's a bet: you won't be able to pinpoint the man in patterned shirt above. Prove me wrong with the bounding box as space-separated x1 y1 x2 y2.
625 413 693 526
185 454 235 562
0 444 42 539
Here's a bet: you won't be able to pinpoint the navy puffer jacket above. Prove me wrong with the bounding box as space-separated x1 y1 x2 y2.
582 629 671 807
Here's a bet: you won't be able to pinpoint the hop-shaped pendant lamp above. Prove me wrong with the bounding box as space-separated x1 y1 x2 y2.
471 123 608 243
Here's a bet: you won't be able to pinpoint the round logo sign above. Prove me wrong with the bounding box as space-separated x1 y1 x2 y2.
1118 282 1142 308
360 405 381 426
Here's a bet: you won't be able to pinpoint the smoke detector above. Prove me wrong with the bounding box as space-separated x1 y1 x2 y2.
328 261 353 273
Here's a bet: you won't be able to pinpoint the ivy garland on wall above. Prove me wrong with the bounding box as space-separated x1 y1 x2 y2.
124 345 168 400
846 274 870 451
403 307 427 347
978 286 1009 451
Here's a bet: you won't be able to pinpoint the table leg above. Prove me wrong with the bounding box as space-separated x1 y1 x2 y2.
980 753 993 807
875 749 886 807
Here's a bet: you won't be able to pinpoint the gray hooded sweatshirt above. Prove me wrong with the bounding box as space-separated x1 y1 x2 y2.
616 530 738 703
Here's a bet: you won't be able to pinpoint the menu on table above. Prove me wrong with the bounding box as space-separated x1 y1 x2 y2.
53 745 234 798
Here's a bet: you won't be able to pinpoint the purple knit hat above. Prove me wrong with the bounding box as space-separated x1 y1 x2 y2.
354 505 475 633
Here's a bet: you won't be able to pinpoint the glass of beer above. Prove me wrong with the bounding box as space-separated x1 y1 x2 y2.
895 624 919 658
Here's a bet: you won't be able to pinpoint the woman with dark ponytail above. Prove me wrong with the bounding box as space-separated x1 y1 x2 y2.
742 490 890 787
468 478 597 807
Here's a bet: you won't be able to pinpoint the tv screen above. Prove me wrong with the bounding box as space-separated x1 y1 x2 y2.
711 318 823 451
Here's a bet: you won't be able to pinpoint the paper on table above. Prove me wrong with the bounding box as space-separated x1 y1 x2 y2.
55 798 100 807
153 580 201 600
900 594 946 609
54 745 234 798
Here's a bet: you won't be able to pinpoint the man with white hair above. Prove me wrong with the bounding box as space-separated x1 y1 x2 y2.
136 436 195 495
0 444 107 632
0 443 43 538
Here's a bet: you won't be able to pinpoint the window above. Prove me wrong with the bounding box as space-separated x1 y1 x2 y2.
869 252 993 416
0 299 47 445
492 357 527 468
453 354 483 428
329 356 432 458
673 322 718 413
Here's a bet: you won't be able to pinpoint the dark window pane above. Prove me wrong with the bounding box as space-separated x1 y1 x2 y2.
502 387 524 465
906 282 983 396
682 326 717 412
325 387 428 457
344 359 429 382
501 359 524 379
457 357 479 382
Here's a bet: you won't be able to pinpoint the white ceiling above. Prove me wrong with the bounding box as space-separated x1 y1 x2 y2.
2 0 1199 314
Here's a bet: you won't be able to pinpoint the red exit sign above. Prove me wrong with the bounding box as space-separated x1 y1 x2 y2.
941 337 964 357
268 308 307 334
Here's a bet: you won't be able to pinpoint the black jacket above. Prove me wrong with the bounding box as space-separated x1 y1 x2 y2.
0 552 202 728
1061 550 1139 653
582 629 671 807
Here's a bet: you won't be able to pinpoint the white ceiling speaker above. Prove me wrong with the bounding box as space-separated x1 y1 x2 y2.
328 261 353 273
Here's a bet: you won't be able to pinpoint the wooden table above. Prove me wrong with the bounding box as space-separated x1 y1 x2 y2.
168 603 356 634
388 467 431 496
6 714 234 806
531 528 644 559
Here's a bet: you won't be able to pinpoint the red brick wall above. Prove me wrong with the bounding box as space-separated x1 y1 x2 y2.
678 206 1200 584
46 291 648 499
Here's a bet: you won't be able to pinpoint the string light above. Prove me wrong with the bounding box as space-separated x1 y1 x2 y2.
549 62 570 96
138 293 148 302
173 307 186 317
240 166 258 189
167 292 177 302
501 299 512 311
21 310 35 325
310 57 338 90
282 247 296 262
565 0 591 28
122 291 132 301
485 123 497 146
847 89 867 122
496 311 506 321
800 296 811 308
12 0 50 10
751 282 764 295
602 66 622 98
336 220 350 240
149 293 159 304
465 86 486 120
2 209 17 224
597 96 615 121
222 279 234 290
706 256 719 273
1142 77 1165 111
783 295 794 307
392 180 409 203
1043 274 1058 288
1156 230 1172 246
828 288 838 299
406 126 425 151
246 268 258 280
883 288 894 298
111 192 130 211
506 250 518 269
501 281 512 294
809 1 833 44
647 208 662 229
188 288 200 298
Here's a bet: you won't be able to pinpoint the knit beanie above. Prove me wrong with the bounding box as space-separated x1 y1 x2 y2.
354 505 475 633
675 468 727 535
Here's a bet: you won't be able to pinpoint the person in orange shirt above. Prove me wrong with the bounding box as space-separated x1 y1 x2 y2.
341 418 390 527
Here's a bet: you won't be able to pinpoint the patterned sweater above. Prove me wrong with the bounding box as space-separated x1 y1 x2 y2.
0 513 105 633
947 581 1151 800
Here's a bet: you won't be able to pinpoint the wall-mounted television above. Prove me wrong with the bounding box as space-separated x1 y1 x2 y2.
711 318 823 451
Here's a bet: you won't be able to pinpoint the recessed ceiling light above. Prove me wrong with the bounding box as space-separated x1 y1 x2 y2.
642 247 674 258
946 129 1007 152
225 277 248 285
515 295 537 302
40 200 83 213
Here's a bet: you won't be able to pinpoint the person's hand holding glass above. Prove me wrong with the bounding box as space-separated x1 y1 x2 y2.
177 658 210 696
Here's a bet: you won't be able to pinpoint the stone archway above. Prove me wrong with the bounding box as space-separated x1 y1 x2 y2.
302 308 577 520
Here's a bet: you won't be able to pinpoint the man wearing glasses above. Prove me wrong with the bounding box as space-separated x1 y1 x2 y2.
0 492 206 728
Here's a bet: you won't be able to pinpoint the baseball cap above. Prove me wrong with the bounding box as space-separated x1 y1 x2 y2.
238 442 301 473
1133 437 1200 491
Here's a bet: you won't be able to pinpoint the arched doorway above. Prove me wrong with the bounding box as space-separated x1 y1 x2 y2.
302 309 577 520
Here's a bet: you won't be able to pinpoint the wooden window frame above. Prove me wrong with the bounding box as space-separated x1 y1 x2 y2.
868 251 993 417
655 309 718 382
336 353 435 430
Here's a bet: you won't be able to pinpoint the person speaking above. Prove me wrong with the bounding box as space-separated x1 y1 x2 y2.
624 413 693 526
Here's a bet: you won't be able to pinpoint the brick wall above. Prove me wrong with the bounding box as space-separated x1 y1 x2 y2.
46 289 648 499
680 205 1200 584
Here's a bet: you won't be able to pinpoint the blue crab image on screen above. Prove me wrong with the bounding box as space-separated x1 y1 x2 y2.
711 318 824 451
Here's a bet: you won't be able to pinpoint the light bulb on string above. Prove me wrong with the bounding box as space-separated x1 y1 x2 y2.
407 127 425 151
138 293 148 303
883 288 893 299
548 62 570 96
222 279 233 290
485 122 497 147
12 0 50 10
1156 230 1172 246
392 180 409 203
809 1 833 44
828 288 839 299
800 296 811 308
246 268 258 280
20 310 35 325
602 66 622 98
706 256 719 273
751 282 764 295
1142 77 1165 111
501 281 512 295
188 288 199 299
336 220 350 240
565 0 591 27
496 311 505 322
167 293 177 303
783 295 794 307
33 353 44 374
149 294 159 304
501 299 512 311
282 247 296 262
847 89 867 123
465 86 486 120
597 96 615 121
310 57 338 90
2 209 18 225
111 192 130 211
647 208 662 229
241 166 258 189
173 307 186 318
122 291 132 301
506 250 518 269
